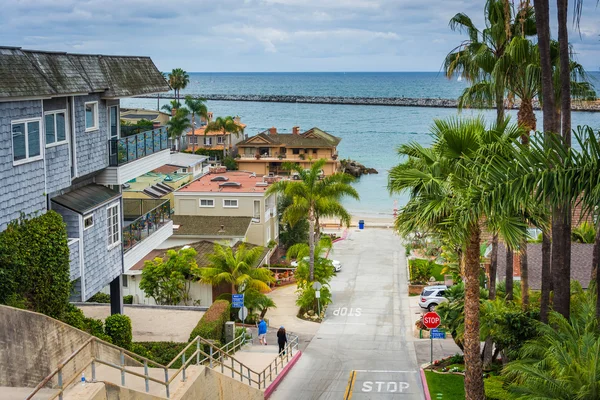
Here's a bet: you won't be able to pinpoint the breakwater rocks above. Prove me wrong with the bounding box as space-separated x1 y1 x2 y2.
341 159 378 177
140 93 600 111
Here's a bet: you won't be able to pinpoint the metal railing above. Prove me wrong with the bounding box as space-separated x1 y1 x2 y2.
123 199 172 253
27 331 298 400
109 127 169 166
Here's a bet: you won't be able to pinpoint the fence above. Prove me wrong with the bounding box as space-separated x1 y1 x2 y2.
123 199 172 253
109 128 169 166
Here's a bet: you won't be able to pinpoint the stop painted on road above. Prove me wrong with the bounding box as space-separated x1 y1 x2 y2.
344 370 423 399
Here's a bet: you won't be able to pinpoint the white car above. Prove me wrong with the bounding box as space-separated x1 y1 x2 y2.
291 256 342 272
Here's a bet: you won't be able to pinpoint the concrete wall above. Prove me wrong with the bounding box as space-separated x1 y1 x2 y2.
178 367 264 400
0 305 138 389
0 100 47 231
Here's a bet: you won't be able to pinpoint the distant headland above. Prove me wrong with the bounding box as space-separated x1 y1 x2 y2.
136 93 600 112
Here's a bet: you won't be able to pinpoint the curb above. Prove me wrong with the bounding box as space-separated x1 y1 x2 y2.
420 368 431 400
73 303 209 311
264 351 302 399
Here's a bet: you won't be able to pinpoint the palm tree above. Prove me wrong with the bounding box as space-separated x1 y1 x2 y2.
161 100 181 115
204 116 245 159
167 68 190 105
266 159 359 281
389 116 529 399
572 222 596 244
166 109 191 151
196 243 273 295
184 96 208 154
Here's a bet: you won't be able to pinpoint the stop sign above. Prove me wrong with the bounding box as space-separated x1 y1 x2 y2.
423 312 441 329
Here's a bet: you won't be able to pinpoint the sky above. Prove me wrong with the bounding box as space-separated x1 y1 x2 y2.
1 0 599 72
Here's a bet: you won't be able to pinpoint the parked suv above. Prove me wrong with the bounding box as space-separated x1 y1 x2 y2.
419 285 448 311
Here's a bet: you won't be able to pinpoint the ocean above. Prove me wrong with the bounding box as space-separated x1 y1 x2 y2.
122 72 600 219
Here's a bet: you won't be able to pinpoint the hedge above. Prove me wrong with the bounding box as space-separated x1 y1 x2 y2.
87 292 111 303
0 211 71 318
131 342 191 368
61 304 112 342
189 300 230 342
105 314 133 350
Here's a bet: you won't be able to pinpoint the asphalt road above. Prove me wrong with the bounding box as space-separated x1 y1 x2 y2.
271 228 425 400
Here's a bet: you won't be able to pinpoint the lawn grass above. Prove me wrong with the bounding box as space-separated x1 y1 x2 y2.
425 370 465 399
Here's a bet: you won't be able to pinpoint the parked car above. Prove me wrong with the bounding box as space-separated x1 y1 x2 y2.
419 285 448 311
291 256 342 272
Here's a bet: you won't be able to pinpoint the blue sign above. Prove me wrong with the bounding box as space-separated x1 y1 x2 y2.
232 294 244 308
430 328 446 339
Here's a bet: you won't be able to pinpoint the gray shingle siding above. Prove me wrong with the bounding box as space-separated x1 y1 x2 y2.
51 202 80 238
68 239 81 280
45 144 71 194
74 94 108 177
0 100 47 231
81 199 122 299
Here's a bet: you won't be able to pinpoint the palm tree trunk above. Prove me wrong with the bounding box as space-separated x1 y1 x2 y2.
592 219 600 281
495 85 505 126
517 98 537 144
506 246 514 300
191 112 196 154
463 224 485 400
482 338 494 371
489 234 499 300
540 230 552 323
223 134 227 161
521 238 529 308
308 209 316 281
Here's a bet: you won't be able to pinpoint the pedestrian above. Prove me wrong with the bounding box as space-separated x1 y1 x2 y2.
277 326 287 356
258 318 268 345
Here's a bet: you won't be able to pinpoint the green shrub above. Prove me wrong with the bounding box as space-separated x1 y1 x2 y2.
105 314 133 350
189 300 230 342
87 292 111 303
131 341 192 368
409 259 444 283
484 375 510 400
61 303 86 330
123 295 133 304
0 211 71 318
223 156 238 171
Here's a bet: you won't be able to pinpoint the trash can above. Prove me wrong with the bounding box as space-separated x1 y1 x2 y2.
358 220 365 229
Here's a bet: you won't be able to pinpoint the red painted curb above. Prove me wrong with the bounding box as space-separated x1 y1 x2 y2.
420 368 432 400
264 351 302 399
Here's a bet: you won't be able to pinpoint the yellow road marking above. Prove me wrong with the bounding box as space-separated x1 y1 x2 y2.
343 370 357 400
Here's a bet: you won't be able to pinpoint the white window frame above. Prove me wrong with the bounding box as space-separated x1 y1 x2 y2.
83 214 94 230
253 200 261 222
204 137 213 146
108 104 119 140
44 110 68 147
85 101 99 132
199 198 215 208
11 118 43 166
217 136 224 144
107 203 121 249
223 199 238 208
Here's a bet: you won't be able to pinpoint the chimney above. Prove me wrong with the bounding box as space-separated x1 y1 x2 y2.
208 112 213 122
234 116 241 124
292 126 300 135
269 127 277 135
171 108 177 117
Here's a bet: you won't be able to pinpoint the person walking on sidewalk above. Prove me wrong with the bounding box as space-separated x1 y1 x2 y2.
258 318 268 345
277 326 287 356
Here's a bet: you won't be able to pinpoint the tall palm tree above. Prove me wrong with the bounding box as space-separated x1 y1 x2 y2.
196 243 273 294
266 159 359 281
204 116 245 159
184 96 208 154
167 68 190 105
166 109 191 151
389 116 528 399
161 99 181 115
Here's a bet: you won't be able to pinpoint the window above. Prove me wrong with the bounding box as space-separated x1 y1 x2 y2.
266 226 271 243
12 119 42 165
107 203 120 248
223 199 238 208
253 200 261 221
189 136 198 144
217 136 224 144
292 148 300 155
122 275 128 288
84 215 94 230
44 111 67 146
204 137 212 146
312 148 318 154
108 105 118 140
200 199 214 207
85 102 99 131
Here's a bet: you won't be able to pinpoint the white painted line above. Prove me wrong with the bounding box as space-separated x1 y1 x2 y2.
354 370 419 373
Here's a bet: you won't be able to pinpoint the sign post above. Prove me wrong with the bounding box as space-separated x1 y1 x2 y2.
232 294 245 324
422 311 441 368
312 282 323 316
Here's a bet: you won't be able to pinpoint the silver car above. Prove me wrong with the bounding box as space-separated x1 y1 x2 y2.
418 285 448 311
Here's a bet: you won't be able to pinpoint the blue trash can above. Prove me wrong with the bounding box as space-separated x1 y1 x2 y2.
358 220 365 229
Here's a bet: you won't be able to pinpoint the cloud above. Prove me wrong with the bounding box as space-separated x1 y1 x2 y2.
0 0 598 72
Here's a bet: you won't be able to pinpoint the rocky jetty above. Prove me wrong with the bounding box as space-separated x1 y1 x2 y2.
341 159 378 177
139 93 600 111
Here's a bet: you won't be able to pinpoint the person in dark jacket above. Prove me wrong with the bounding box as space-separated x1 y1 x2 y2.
277 326 287 355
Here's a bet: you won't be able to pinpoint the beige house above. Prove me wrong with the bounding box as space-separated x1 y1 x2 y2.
185 114 247 155
236 126 341 176
172 171 279 249
120 108 170 127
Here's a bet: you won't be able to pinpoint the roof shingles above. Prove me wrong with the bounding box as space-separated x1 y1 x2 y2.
172 215 252 237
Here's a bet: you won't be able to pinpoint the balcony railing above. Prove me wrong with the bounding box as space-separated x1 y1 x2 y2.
109 128 169 166
122 199 172 253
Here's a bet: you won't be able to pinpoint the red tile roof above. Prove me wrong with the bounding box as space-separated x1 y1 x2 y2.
178 171 276 193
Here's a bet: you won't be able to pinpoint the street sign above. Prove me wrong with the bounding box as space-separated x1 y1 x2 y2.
232 294 244 308
430 328 446 339
312 282 322 290
238 306 248 321
423 312 441 329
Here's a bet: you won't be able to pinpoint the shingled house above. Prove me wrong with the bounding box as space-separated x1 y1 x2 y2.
0 47 171 313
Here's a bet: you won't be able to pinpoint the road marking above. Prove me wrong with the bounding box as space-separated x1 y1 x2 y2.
343 370 357 400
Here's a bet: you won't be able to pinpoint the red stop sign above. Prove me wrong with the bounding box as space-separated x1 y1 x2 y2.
423 312 441 329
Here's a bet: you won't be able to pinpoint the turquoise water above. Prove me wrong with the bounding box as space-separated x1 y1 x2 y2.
122 72 600 218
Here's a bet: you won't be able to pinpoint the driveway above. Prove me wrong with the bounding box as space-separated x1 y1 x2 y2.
272 228 425 400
